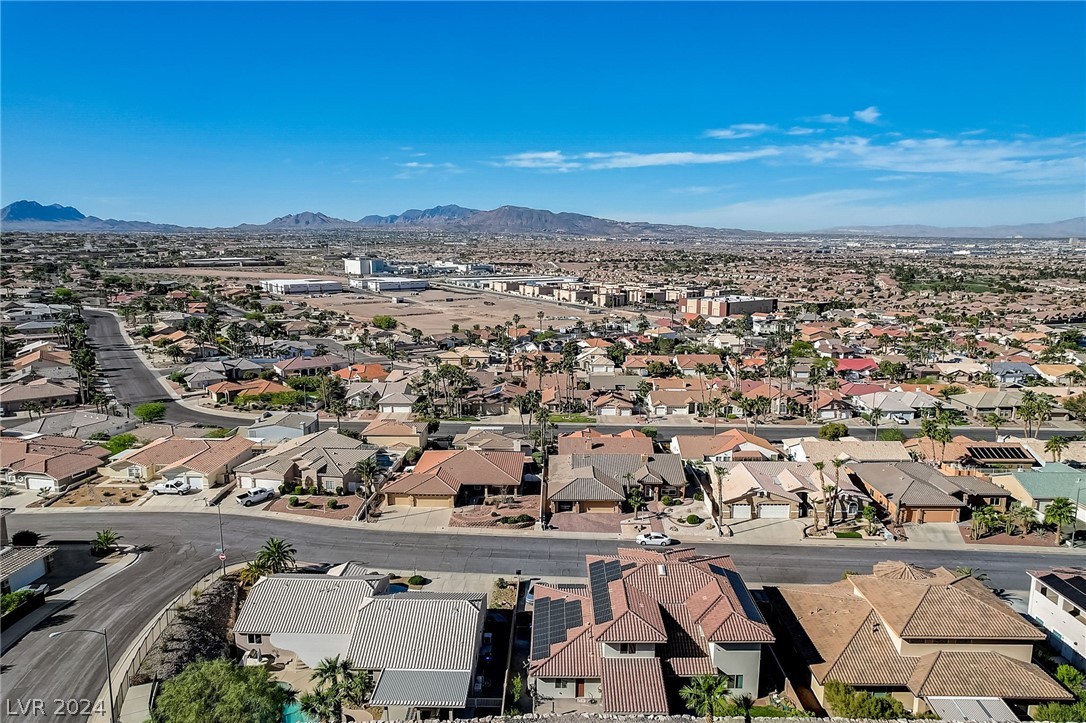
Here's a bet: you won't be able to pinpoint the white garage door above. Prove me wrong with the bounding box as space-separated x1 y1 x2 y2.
731 504 752 520
759 504 791 519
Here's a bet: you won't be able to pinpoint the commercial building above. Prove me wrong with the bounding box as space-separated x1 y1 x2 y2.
344 257 389 276
259 278 342 295
349 276 429 293
677 295 778 319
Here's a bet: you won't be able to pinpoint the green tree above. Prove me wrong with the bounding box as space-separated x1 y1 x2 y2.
823 679 905 719
370 315 397 330
134 401 167 422
353 457 380 497
818 422 848 441
311 655 372 710
731 693 755 723
256 537 296 572
627 488 645 520
151 658 291 723
1044 497 1078 546
679 674 731 723
984 413 1007 435
1046 435 1070 463
104 433 140 455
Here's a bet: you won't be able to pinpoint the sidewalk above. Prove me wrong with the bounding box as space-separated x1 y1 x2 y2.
1 547 142 654
170 395 262 421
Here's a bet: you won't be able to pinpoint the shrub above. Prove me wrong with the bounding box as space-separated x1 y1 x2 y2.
134 402 167 423
496 577 508 590
818 422 849 441
1 590 37 615
304 501 315 509
278 483 290 495
876 428 906 442
11 530 40 546
139 484 148 491
289 496 299 507
293 486 304 495
407 575 428 586
326 498 338 510
686 514 702 525
823 679 905 719
307 486 318 496
661 494 674 506
693 490 704 501
335 486 344 496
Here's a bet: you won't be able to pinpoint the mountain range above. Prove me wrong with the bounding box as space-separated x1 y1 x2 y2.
2 199 1083 239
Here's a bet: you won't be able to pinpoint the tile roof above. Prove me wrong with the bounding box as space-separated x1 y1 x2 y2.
849 462 967 508
412 449 524 489
600 658 669 714
908 651 1073 701
671 430 780 460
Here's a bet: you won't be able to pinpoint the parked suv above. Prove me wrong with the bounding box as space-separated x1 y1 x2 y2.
236 487 275 507
150 480 193 496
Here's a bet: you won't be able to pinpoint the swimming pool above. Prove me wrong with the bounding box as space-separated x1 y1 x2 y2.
282 700 311 723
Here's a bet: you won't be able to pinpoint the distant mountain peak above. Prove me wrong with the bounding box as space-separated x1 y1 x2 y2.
2 199 86 223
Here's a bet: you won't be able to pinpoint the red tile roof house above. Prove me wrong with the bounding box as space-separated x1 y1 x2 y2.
272 354 349 378
833 357 880 379
528 547 774 714
382 449 525 508
0 436 110 493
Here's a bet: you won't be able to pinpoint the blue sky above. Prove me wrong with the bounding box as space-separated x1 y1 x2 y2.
2 1 1084 230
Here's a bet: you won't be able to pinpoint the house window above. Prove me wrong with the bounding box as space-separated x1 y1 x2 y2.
554 680 568 689
619 643 637 654
724 674 744 689
247 634 263 644
127 466 141 479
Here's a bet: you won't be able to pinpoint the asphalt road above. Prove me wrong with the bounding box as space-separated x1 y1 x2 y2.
84 310 171 407
1 510 1076 721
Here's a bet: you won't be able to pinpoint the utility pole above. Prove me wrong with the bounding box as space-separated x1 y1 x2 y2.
216 502 226 575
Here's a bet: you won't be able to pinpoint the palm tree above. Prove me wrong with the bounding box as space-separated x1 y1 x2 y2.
239 560 268 587
984 413 1006 437
536 310 545 332
256 537 296 573
811 462 825 531
298 688 339 723
704 396 725 434
353 457 380 497
969 505 999 540
731 693 755 723
627 488 645 521
1044 497 1077 546
679 674 730 723
1045 436 1070 463
312 655 372 708
1003 501 1034 536
954 566 989 581
91 528 120 554
869 406 884 439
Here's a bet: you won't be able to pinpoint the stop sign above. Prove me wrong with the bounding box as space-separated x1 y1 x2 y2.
218 553 226 561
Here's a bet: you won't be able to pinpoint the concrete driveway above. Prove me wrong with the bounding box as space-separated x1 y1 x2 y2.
370 505 452 532
137 490 216 510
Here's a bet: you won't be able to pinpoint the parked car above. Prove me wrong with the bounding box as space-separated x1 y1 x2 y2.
891 415 910 425
17 583 50 597
480 632 494 657
635 532 674 547
236 487 275 506
150 480 193 495
525 580 537 605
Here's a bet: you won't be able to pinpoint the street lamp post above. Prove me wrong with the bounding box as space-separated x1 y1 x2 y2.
216 501 226 574
48 629 115 723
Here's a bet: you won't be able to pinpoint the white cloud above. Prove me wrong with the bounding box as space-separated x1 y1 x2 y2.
809 113 850 124
497 148 779 171
853 106 882 124
785 126 818 136
704 123 777 139
801 135 1085 182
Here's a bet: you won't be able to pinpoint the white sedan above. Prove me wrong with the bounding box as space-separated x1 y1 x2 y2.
635 532 674 547
236 487 275 506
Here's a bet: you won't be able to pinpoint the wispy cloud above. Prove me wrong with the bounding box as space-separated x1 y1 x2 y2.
704 123 777 139
853 106 881 124
808 113 850 124
497 148 780 171
785 126 818 136
394 161 461 179
801 135 1085 182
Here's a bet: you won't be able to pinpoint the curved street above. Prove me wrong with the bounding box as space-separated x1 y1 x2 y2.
1 509 1078 721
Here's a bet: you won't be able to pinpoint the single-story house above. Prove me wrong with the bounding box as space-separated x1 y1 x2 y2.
235 429 381 493
244 412 320 445
0 436 110 493
670 430 782 463
848 462 968 524
383 449 526 507
99 436 255 490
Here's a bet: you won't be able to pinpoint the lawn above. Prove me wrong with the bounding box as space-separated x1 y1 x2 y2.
549 413 596 424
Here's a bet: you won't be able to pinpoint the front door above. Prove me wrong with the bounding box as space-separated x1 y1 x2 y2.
576 679 585 697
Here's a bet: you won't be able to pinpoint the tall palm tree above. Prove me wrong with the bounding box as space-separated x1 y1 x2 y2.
869 406 884 439
256 537 296 573
1044 497 1077 546
1003 501 1034 537
353 457 380 497
298 688 339 723
1045 435 1069 463
811 462 826 531
679 674 730 723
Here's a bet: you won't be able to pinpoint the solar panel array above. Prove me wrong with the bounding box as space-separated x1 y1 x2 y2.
530 596 584 660
588 559 623 624
966 446 1032 461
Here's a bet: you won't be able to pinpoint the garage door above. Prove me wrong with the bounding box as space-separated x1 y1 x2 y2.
413 495 453 508
731 504 752 520
759 504 791 519
385 494 412 506
581 501 616 513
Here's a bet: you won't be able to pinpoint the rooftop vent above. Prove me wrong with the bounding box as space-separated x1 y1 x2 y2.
657 564 667 577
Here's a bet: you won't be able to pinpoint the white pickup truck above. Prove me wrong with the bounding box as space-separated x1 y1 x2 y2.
150 480 193 496
236 487 275 507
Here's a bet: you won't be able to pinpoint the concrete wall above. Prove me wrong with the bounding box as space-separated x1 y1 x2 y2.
710 642 762 697
6 556 49 591
532 677 602 700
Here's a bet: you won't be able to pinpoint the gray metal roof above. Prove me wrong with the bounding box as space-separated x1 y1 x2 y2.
369 669 473 708
347 592 485 672
233 574 385 635
926 696 1020 723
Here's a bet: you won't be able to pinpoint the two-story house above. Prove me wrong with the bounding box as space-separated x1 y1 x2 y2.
1027 567 1086 668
